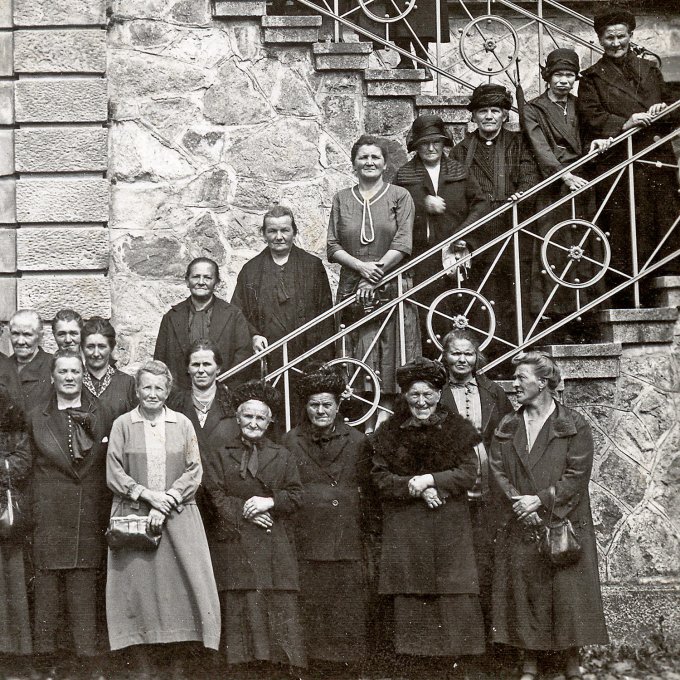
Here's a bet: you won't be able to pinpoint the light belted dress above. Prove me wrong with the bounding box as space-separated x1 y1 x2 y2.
105 406 221 651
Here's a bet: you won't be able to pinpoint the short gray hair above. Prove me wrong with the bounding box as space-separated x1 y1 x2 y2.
9 309 42 331
135 359 173 392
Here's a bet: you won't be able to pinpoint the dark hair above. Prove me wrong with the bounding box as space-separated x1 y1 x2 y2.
262 205 298 236
350 134 390 164
51 309 83 334
511 350 562 391
81 316 116 350
50 349 84 373
184 257 221 283
186 338 224 369
441 329 487 373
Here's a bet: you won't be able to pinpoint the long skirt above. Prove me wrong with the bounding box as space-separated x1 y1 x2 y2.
106 505 221 651
0 544 31 655
392 594 485 657
299 560 367 662
220 590 306 668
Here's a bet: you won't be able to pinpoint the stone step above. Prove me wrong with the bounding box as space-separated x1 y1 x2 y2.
415 94 471 123
213 0 266 17
597 307 679 345
261 16 322 44
651 275 680 307
537 342 622 380
364 68 429 97
312 42 373 71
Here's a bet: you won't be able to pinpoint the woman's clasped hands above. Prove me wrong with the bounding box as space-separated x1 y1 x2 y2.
243 495 275 529
511 494 542 526
409 474 444 510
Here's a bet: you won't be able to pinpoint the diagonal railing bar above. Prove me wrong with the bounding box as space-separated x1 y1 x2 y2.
218 102 680 384
642 214 680 272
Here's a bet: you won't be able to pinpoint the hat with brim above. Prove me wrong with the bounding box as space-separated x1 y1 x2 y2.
541 48 581 81
407 115 453 153
593 7 636 36
467 84 513 112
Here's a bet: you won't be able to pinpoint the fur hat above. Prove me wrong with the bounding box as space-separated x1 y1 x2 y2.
229 380 282 414
295 365 347 403
467 84 513 112
593 7 636 36
406 115 453 153
541 48 580 81
396 357 448 392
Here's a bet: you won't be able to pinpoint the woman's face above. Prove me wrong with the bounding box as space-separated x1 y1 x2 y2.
599 23 632 59
52 356 83 399
417 139 444 166
236 399 272 441
263 215 296 257
404 380 441 421
512 363 546 405
82 333 112 372
548 70 577 96
444 339 477 382
53 319 82 351
136 372 169 414
353 144 386 182
306 392 339 431
188 349 219 390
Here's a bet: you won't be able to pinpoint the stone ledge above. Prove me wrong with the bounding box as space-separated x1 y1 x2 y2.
262 16 321 44
415 94 471 123
13 0 106 26
0 129 14 176
651 275 680 307
597 307 678 344
15 127 107 172
312 42 372 71
0 32 13 77
17 226 109 270
0 3 12 28
0 279 17 322
14 78 107 123
0 178 15 224
365 69 428 97
213 0 267 17
18 274 111 318
0 229 16 273
0 82 14 125
537 342 622 379
14 29 106 74
16 177 109 223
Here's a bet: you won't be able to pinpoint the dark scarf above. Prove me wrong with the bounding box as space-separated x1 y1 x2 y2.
239 436 260 479
82 365 116 399
188 298 215 344
65 405 96 463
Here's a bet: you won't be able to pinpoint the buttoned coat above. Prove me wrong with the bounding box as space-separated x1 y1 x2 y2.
154 296 252 391
202 432 303 592
489 401 608 649
0 348 53 413
27 391 111 570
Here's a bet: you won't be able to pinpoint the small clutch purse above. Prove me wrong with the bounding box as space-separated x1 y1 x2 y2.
537 486 581 568
105 514 162 551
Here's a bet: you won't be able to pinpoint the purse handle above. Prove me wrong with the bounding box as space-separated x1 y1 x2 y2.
545 485 557 525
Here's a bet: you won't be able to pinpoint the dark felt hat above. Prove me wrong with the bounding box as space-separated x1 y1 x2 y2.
406 115 453 153
593 7 636 35
396 357 448 392
229 380 282 414
541 48 581 81
467 84 513 112
295 365 347 402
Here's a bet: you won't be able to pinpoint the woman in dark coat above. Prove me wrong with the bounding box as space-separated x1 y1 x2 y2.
577 7 680 302
489 351 608 680
0 385 32 669
202 381 306 673
27 350 111 678
81 316 137 433
371 357 485 671
282 365 373 672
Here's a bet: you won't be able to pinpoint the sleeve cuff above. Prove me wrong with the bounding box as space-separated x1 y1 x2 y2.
130 484 144 501
167 488 183 505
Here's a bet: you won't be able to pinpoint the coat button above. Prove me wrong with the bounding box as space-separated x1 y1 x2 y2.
332 500 339 507
330 481 338 487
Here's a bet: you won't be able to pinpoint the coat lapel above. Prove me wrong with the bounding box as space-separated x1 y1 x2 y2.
169 300 191 356
594 57 649 111
208 298 229 346
41 407 80 479
533 91 581 154
477 379 497 436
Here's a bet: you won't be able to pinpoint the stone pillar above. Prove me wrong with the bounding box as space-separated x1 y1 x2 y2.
9 0 110 350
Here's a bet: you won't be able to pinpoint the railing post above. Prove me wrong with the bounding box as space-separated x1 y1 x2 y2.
512 202 524 344
435 0 442 95
333 0 340 43
282 342 291 431
627 136 640 308
397 273 407 367
537 0 544 87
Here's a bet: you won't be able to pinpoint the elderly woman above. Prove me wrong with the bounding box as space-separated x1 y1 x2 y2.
371 357 485 670
0 385 32 673
81 316 137 429
282 366 373 673
439 329 513 640
578 7 680 301
203 381 306 673
489 351 608 680
105 360 220 677
328 134 421 430
27 350 111 679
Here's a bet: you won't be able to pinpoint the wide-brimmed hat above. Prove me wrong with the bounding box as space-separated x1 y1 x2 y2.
396 357 448 392
406 115 453 153
541 48 580 81
467 84 513 112
229 380 281 414
295 365 346 402
593 6 636 36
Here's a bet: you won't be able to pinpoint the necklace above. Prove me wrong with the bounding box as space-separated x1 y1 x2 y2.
549 93 569 117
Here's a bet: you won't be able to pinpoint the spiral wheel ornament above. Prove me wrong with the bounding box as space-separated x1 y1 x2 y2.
459 15 519 75
357 0 417 24
323 357 382 427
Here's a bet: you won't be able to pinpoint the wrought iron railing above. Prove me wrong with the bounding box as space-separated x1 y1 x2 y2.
218 101 680 429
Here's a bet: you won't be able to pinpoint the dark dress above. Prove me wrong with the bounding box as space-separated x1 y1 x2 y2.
0 390 31 655
489 401 609 650
202 431 306 667
0 348 53 414
282 421 373 663
577 52 680 296
82 366 137 433
371 403 485 656
523 90 606 321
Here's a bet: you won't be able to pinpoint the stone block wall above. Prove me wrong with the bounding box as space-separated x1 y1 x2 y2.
0 0 110 354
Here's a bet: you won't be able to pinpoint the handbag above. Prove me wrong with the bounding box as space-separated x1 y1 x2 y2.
0 457 24 541
341 285 394 325
105 510 162 551
538 486 581 568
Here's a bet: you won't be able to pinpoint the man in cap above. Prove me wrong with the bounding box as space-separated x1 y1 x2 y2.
395 114 488 355
450 84 541 354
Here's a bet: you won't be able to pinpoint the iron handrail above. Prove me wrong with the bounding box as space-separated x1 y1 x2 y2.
217 99 680 383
